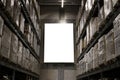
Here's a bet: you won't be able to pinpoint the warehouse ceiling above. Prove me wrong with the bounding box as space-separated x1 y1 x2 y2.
37 0 81 23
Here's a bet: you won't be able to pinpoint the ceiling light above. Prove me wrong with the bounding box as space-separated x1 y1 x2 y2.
61 0 64 8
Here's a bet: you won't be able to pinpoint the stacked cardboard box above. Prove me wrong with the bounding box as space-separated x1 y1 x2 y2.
13 0 20 26
10 34 18 63
83 36 87 49
6 0 14 17
111 0 118 7
1 25 12 59
85 0 92 13
93 44 99 69
0 0 41 75
104 0 113 18
105 29 115 62
19 13 25 33
85 53 89 72
86 25 90 45
17 41 23 66
0 17 4 51
114 14 120 58
80 16 84 35
90 18 96 40
98 36 106 65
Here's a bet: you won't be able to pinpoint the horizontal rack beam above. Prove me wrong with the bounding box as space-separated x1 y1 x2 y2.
0 56 39 78
77 56 120 79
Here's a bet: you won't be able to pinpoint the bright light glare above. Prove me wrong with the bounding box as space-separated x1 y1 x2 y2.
61 0 64 8
44 23 74 63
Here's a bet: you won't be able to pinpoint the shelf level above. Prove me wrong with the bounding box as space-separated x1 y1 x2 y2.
77 56 120 80
0 56 39 78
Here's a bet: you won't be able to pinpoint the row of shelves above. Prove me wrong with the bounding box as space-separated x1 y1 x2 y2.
0 0 40 79
76 0 120 61
76 0 120 79
0 0 40 63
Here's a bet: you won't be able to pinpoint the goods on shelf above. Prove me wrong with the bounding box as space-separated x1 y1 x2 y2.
104 0 113 18
98 36 106 65
111 0 118 7
19 13 25 33
85 0 92 13
1 25 12 59
114 35 120 58
80 39 84 54
105 29 115 62
93 43 99 69
0 17 4 49
10 34 18 63
13 0 20 26
114 14 120 58
86 25 90 45
83 36 87 49
113 14 120 39
98 6 105 26
17 41 23 66
88 48 93 71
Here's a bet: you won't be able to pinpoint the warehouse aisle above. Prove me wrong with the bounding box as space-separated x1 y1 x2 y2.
0 0 120 80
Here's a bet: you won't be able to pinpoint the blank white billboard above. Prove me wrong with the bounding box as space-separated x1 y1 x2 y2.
44 23 74 63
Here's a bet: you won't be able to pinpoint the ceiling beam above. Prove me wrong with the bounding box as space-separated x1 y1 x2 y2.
39 2 80 6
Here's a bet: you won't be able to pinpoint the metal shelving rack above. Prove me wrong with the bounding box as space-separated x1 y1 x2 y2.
19 0 41 45
0 1 40 80
76 0 120 80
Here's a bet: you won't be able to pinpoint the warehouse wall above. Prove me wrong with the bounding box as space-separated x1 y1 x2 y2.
40 68 76 80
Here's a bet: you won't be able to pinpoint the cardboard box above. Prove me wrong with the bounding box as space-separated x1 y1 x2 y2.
86 25 90 44
22 47 27 68
0 17 4 36
0 37 1 51
26 0 30 12
85 0 92 12
6 0 14 17
10 34 18 63
90 18 94 39
13 0 20 25
19 13 25 33
88 48 93 71
98 6 105 28
98 36 106 65
83 36 87 48
29 54 33 71
80 16 84 34
113 14 120 39
114 34 120 57
104 0 113 18
93 43 99 69
105 29 115 62
1 25 12 59
17 41 23 66
0 17 3 49
112 0 118 7
84 53 89 72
